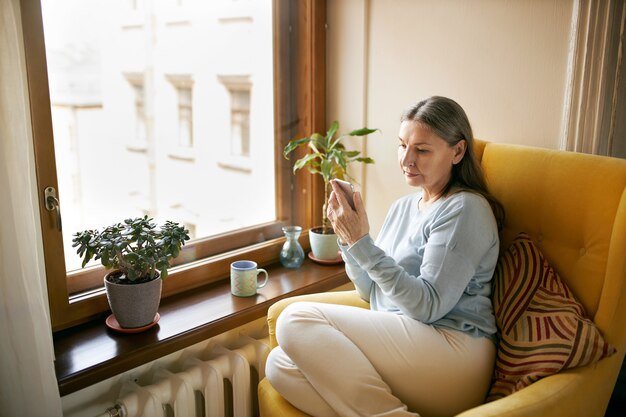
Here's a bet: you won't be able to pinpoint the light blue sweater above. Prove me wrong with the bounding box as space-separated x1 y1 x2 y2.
340 191 499 341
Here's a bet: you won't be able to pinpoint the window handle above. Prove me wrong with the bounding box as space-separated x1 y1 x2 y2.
44 186 62 232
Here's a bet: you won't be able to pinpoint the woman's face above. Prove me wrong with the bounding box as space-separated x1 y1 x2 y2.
397 120 465 193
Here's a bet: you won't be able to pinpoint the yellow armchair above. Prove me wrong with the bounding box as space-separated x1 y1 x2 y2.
259 141 626 417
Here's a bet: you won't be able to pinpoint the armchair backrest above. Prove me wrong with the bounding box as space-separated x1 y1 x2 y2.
474 140 626 350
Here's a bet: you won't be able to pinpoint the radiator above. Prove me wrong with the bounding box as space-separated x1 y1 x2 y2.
100 333 271 417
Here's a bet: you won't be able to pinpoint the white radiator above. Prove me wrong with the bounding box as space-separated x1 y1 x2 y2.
99 334 271 417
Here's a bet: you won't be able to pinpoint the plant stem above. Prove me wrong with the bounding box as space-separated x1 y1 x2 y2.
322 180 331 233
115 251 133 275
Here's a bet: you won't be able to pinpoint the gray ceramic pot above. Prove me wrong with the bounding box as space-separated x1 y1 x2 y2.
104 271 162 328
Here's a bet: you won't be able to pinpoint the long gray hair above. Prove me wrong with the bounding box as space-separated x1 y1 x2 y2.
401 96 504 230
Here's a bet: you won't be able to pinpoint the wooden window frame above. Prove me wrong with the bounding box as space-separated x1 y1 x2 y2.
20 0 326 331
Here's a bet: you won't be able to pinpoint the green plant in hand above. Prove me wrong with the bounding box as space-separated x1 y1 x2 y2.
72 216 190 283
284 120 379 233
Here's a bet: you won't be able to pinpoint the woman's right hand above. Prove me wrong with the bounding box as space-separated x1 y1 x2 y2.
327 180 370 246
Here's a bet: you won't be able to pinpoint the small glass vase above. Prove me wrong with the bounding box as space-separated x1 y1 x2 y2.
280 226 305 268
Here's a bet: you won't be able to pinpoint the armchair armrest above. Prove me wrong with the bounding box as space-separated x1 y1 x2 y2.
267 290 369 347
457 355 619 417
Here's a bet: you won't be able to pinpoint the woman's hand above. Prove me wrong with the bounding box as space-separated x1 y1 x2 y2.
327 180 370 246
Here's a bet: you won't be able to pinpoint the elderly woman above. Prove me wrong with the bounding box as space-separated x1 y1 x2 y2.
265 96 505 417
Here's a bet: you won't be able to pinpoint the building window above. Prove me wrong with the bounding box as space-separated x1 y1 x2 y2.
166 75 194 151
129 0 141 9
25 0 326 330
124 73 148 151
218 75 252 171
230 89 250 156
219 75 251 157
177 86 193 148
133 85 147 144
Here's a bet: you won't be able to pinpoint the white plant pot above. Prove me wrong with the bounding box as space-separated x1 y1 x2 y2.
104 271 162 328
309 227 340 260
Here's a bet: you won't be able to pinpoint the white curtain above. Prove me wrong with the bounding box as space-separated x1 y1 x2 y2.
0 0 63 415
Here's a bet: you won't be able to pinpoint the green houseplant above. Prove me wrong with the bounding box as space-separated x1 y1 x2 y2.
284 120 378 260
72 216 190 329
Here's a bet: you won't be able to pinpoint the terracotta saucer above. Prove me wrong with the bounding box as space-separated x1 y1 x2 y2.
105 313 160 333
308 251 343 265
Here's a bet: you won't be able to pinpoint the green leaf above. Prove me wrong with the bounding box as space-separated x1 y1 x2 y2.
327 134 343 151
348 127 380 136
320 159 333 182
354 156 375 164
325 121 339 147
283 137 311 158
309 133 326 153
331 149 347 171
307 166 322 175
293 153 319 172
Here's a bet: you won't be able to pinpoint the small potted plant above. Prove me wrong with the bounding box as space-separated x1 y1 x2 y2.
72 216 190 329
284 120 379 261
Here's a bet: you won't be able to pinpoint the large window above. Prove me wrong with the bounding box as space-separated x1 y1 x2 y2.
21 0 326 330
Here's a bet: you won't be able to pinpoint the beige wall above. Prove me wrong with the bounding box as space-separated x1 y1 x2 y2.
327 0 576 235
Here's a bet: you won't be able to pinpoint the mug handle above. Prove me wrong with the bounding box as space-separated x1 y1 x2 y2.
256 268 269 289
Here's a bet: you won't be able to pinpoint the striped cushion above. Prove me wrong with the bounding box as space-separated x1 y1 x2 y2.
487 233 615 401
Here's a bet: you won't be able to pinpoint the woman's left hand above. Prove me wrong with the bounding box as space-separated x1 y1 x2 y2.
327 180 370 246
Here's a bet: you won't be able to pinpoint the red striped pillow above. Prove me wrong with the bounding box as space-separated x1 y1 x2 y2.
487 233 615 401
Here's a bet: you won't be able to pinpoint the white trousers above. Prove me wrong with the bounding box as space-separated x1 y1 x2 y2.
265 302 495 417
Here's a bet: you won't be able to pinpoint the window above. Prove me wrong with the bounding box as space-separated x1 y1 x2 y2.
166 74 195 160
218 75 253 171
219 76 251 157
129 0 142 10
177 86 193 148
230 89 250 156
133 84 148 145
124 73 148 151
21 0 327 330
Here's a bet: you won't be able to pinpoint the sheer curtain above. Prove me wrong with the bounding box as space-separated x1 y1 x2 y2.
0 0 63 415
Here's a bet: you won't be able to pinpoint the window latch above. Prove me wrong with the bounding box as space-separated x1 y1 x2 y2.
44 186 62 232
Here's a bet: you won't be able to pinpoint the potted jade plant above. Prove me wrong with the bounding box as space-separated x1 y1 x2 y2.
284 120 379 261
72 216 190 329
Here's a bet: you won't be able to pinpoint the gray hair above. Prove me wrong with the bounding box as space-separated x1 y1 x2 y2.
401 96 504 230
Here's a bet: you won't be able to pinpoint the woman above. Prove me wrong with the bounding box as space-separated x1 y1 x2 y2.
265 96 505 417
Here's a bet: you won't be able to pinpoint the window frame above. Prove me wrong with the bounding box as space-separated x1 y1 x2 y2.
20 0 326 331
